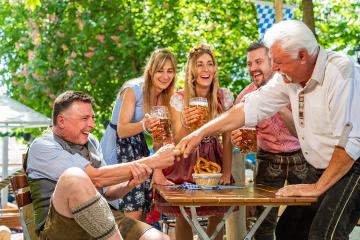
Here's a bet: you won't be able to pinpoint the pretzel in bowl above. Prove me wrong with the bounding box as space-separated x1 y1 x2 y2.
193 157 221 174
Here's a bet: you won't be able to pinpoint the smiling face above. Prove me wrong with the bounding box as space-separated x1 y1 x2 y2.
151 59 175 93
194 53 216 88
247 47 273 87
56 101 95 145
270 42 312 85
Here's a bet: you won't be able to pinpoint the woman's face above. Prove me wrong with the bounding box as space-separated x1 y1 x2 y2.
152 59 175 92
194 53 215 88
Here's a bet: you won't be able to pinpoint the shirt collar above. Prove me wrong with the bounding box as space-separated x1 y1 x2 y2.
310 46 327 85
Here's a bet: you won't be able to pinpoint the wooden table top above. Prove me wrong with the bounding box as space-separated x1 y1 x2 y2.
154 184 317 207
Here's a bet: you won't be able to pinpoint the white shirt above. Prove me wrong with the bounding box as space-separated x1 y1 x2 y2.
244 47 360 169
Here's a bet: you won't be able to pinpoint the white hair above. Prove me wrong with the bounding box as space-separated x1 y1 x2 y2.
264 20 319 59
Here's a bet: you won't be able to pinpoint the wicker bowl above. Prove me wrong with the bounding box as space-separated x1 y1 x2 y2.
192 173 222 187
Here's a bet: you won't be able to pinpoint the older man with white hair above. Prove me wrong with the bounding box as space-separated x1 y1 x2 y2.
176 20 360 240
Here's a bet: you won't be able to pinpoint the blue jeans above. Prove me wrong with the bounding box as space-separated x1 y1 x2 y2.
276 158 360 240
254 149 307 240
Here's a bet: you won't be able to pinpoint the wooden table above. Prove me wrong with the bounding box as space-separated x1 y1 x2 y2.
155 184 317 240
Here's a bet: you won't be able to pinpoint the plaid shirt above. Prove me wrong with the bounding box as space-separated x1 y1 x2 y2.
236 81 300 154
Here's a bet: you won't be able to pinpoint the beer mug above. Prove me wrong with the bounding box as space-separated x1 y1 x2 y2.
234 127 257 154
150 106 172 146
188 97 209 131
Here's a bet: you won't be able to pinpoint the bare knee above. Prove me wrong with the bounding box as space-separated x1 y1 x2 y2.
53 167 97 214
139 228 170 240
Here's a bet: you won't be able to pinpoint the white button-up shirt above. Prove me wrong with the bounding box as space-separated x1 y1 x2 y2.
244 47 360 169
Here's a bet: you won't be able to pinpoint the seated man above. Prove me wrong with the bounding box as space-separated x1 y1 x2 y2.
26 91 179 240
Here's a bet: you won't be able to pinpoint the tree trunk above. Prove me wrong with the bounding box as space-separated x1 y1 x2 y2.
302 0 316 35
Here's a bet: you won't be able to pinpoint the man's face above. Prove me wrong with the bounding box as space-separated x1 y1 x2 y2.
269 42 307 84
57 101 95 145
247 47 273 87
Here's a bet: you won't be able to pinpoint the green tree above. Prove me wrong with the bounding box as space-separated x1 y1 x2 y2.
1 0 359 138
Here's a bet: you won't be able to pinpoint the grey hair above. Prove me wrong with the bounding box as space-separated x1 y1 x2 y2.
264 20 319 59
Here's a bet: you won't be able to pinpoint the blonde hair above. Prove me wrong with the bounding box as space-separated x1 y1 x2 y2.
184 43 222 119
143 49 177 114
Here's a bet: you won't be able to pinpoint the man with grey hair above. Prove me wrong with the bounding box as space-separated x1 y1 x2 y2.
176 20 360 240
27 91 179 240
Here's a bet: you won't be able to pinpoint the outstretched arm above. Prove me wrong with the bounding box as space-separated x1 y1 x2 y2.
86 144 180 188
177 102 246 158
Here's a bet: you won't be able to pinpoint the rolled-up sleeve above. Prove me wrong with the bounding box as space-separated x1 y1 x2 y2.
243 74 290 127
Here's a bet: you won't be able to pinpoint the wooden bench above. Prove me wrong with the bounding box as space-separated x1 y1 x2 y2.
0 208 21 229
10 174 39 240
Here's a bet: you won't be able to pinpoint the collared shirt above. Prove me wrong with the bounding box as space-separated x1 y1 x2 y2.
244 47 360 169
236 81 300 153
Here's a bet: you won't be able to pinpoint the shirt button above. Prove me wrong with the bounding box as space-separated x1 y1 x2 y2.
305 152 308 155
302 137 304 140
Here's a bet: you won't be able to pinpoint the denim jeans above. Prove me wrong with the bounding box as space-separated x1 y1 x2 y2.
254 149 307 240
276 158 360 240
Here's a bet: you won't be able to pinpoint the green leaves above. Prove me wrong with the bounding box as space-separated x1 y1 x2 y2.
1 0 359 139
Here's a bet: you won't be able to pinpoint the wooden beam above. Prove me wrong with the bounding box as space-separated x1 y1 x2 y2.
274 0 283 23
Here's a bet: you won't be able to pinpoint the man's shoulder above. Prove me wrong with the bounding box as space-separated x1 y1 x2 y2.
327 50 354 80
30 131 57 150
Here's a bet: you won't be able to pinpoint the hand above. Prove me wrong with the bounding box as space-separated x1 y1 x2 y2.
150 169 175 189
143 113 160 133
127 162 153 189
219 172 231 185
275 183 323 197
152 144 181 169
182 107 202 126
176 130 203 158
231 128 242 146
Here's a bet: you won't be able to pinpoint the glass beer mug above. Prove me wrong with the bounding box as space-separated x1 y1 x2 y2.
235 127 257 154
150 106 172 146
188 97 209 131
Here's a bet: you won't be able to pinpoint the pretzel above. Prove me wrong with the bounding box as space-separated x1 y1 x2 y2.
193 157 221 174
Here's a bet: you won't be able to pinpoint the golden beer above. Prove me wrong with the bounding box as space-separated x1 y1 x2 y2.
150 106 173 145
236 128 257 154
188 97 209 131
152 118 172 145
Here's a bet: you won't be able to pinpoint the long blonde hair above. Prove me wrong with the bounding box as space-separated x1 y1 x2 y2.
143 49 177 114
184 43 222 119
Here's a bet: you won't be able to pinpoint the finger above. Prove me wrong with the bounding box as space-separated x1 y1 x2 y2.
133 162 146 181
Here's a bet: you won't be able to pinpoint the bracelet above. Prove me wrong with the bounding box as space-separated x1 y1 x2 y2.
141 120 151 136
180 112 191 129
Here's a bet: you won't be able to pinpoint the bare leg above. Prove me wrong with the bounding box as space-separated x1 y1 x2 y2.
52 167 122 240
175 216 193 240
207 215 224 240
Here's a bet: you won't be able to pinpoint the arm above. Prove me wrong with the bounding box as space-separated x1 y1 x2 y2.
117 88 143 138
219 131 232 185
177 102 246 158
276 147 354 197
278 107 297 137
86 144 180 188
104 162 152 200
170 105 192 144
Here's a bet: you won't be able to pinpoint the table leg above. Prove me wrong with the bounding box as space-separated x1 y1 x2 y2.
244 206 272 240
179 206 235 240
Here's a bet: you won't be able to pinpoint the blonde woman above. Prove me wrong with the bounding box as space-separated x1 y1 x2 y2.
100 49 176 221
159 43 234 240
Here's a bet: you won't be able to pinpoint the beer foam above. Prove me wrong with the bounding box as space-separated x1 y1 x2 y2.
189 101 208 107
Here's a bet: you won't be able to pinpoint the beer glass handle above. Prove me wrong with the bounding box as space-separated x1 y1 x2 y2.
180 112 191 129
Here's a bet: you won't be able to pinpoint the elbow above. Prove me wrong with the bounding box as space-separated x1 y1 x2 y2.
117 126 127 138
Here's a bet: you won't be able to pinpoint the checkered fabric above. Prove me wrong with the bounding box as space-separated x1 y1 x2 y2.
254 1 294 40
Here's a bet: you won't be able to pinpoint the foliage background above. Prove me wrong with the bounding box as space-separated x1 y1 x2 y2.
1 0 359 138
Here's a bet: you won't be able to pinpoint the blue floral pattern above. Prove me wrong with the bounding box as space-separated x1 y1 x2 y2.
116 133 152 212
